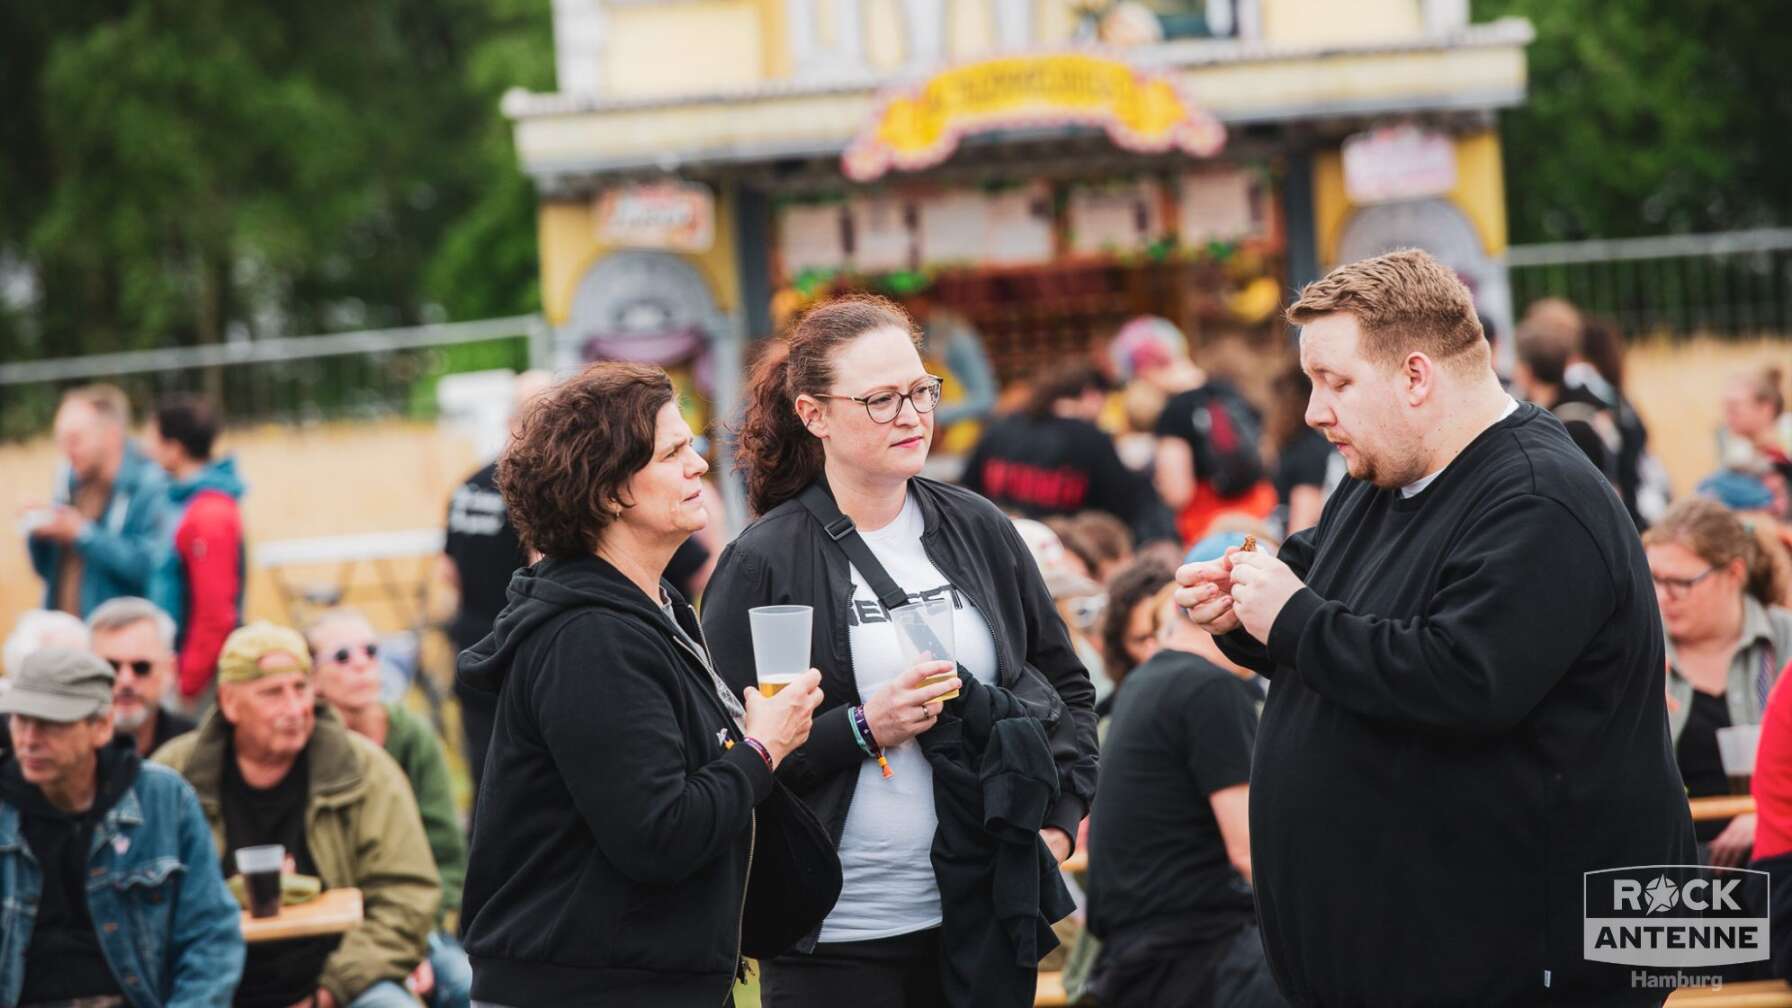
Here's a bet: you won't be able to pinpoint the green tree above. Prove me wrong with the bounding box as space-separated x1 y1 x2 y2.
1477 0 1792 242
0 0 552 368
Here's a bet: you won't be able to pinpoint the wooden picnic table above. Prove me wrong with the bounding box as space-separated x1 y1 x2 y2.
1665 979 1792 1005
1054 796 1753 876
240 887 363 944
1690 795 1756 822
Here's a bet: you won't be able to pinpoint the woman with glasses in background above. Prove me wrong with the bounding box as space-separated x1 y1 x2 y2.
306 606 473 1008
1646 497 1792 867
703 294 1098 1008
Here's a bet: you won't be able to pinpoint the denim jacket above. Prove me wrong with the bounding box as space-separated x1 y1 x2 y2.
0 761 244 1008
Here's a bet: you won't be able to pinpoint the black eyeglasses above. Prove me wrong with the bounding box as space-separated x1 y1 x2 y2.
814 377 944 424
106 658 154 678
1652 566 1719 600
325 642 378 665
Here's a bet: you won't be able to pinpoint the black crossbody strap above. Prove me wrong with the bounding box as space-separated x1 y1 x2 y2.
797 484 912 612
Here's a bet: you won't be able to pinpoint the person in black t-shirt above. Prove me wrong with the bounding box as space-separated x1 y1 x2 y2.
441 460 523 804
1266 363 1334 537
960 361 1169 541
223 738 342 1008
1513 301 1621 485
1086 586 1284 1008
1153 376 1278 545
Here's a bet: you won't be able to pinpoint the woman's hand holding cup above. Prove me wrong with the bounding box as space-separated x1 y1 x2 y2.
744 668 823 768
864 660 960 748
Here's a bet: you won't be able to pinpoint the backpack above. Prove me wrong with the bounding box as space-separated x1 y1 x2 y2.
1181 382 1266 498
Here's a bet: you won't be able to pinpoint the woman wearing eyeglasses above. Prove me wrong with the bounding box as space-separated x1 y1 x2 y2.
1646 497 1792 867
703 295 1097 1008
305 606 472 1008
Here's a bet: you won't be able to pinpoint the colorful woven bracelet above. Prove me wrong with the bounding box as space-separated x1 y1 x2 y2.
741 736 775 773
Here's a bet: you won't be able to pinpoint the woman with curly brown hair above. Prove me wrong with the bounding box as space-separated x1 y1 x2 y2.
702 295 1096 1008
1648 497 1792 869
455 363 825 1008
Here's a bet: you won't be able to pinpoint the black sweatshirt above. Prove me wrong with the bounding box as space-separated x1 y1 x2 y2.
455 555 774 1007
1217 403 1695 1007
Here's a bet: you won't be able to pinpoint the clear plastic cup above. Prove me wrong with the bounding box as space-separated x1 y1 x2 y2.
1717 723 1762 794
748 605 813 695
892 597 958 701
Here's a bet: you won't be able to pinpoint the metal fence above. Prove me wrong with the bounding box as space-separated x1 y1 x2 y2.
1507 228 1792 341
5 228 1788 439
0 315 548 441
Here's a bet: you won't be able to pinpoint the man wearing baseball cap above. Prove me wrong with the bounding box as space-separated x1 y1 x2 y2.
0 648 243 1007
154 622 439 1008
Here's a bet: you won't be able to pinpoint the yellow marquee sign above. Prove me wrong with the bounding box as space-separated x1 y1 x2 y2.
843 53 1225 182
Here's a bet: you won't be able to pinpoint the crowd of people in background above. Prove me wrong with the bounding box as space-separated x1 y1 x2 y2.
3 271 1791 1007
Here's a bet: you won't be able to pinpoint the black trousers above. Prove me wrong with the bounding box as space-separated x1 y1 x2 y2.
762 928 946 1008
1090 922 1288 1008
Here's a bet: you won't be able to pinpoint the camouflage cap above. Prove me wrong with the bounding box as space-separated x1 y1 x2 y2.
217 622 312 685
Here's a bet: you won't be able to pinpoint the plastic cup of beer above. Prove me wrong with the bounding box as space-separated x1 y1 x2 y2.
892 597 958 702
236 844 285 919
748 605 812 697
1718 723 1762 795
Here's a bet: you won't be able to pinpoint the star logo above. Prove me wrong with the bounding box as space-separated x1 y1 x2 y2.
1643 875 1679 914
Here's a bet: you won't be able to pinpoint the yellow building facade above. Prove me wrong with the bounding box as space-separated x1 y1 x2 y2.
507 0 1530 521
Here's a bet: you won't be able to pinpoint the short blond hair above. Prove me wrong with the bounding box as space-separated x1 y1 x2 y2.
1287 249 1486 373
60 383 131 427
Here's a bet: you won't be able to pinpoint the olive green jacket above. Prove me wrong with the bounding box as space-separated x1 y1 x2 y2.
382 703 465 919
153 706 440 1006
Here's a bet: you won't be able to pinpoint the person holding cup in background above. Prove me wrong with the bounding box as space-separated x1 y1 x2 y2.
705 295 1098 1007
1647 497 1792 866
455 363 824 1008
154 621 440 1008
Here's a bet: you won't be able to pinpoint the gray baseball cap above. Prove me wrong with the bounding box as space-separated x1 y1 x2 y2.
0 648 115 722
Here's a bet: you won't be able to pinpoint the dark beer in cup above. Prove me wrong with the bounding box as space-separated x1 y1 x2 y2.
236 844 285 919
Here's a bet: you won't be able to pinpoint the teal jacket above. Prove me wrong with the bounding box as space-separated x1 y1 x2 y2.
28 442 169 616
148 456 248 648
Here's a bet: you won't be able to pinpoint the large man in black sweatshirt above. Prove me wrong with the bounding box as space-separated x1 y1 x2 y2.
1176 250 1695 1007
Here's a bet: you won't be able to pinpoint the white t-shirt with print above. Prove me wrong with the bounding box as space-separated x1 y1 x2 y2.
819 493 1000 942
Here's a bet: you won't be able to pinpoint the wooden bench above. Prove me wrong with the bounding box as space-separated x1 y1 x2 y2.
1666 980 1792 1006
1034 971 1070 1007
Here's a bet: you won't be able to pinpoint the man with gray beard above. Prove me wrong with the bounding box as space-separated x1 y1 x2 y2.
87 597 195 757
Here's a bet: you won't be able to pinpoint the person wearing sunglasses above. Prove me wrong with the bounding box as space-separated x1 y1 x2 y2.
705 294 1098 1008
305 607 471 1008
87 596 195 757
1646 497 1792 868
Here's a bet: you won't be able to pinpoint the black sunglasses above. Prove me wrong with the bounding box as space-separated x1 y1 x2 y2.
325 642 379 665
107 658 155 678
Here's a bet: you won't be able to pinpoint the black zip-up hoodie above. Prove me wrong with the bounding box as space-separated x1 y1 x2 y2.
701 477 1099 951
455 554 773 1008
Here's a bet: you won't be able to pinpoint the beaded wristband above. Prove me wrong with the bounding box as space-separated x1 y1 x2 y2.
741 737 775 773
848 705 873 752
850 705 894 779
